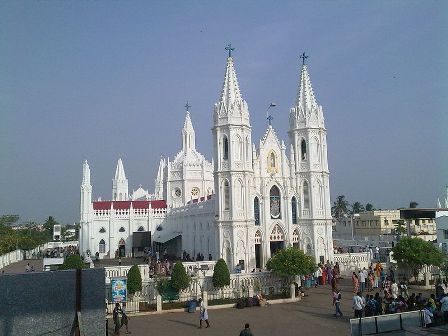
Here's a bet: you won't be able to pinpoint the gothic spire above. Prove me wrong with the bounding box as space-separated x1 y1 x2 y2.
114 158 127 181
295 60 318 111
182 109 196 151
219 54 243 107
82 160 91 185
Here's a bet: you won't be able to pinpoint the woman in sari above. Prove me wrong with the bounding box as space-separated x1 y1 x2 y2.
352 272 359 293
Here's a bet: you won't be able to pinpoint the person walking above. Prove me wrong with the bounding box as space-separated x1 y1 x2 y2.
113 303 122 336
333 288 343 317
239 323 253 336
352 272 359 293
121 302 131 334
198 298 210 328
352 292 365 318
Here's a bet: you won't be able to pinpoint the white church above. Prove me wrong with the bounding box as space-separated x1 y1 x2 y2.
79 49 334 271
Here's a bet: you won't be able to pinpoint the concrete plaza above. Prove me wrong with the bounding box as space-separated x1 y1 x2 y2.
107 279 448 336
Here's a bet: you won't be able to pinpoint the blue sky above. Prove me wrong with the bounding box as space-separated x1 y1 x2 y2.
1 1 447 224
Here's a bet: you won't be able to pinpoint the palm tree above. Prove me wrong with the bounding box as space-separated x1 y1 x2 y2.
365 203 374 211
331 195 350 218
351 202 365 214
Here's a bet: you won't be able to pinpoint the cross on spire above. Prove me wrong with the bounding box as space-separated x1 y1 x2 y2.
184 102 191 112
225 43 235 58
267 114 274 126
300 52 308 65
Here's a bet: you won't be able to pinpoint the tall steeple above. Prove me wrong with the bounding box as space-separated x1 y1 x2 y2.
182 103 196 152
80 160 93 256
112 158 129 201
213 44 254 272
82 160 91 186
214 45 249 126
296 64 318 111
80 160 92 222
288 52 333 263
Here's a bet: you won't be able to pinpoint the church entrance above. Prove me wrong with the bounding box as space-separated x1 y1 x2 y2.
269 224 285 257
118 238 126 257
270 241 284 256
255 230 262 269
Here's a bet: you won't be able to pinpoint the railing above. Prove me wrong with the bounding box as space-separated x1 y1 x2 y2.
104 264 151 283
105 271 285 313
0 241 53 269
350 310 422 335
333 252 372 276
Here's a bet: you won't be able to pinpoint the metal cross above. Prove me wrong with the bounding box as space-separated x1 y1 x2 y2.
225 43 235 58
184 102 191 112
300 52 308 65
267 114 274 126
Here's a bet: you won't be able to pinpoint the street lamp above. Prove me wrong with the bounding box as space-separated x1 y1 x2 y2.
266 103 277 125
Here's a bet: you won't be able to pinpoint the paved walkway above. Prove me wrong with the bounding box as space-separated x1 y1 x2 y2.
107 278 447 336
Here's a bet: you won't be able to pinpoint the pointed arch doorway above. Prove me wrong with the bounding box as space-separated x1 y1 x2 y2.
269 224 284 256
118 238 126 257
255 230 262 269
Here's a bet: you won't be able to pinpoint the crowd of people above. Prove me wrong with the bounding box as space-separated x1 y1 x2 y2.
347 264 448 326
34 245 79 258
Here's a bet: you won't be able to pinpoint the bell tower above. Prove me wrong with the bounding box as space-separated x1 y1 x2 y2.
213 45 255 270
288 53 333 262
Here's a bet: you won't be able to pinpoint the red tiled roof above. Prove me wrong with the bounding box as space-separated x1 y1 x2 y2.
93 200 167 210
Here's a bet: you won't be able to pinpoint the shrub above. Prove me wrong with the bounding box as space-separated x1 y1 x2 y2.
213 258 230 289
127 265 142 295
171 261 190 291
156 277 171 296
58 255 87 270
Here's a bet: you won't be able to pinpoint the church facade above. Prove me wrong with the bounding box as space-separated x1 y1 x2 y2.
79 51 334 270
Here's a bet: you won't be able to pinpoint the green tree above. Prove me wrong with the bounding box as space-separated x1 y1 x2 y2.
213 259 230 289
170 261 190 291
409 201 419 208
43 216 59 239
0 215 20 227
351 202 365 214
266 247 317 284
127 265 143 295
331 195 350 218
365 203 375 211
391 237 445 280
58 255 87 270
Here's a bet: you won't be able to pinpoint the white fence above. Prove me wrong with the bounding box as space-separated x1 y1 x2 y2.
104 261 217 283
0 242 52 269
333 252 372 276
105 271 287 313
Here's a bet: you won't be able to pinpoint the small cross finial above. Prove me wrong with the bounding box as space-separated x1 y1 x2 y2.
267 115 274 126
225 43 235 58
300 52 308 65
184 102 191 112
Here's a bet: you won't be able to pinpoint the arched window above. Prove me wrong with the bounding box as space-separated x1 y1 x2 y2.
137 226 145 231
255 230 262 244
99 227 106 233
291 196 298 224
270 185 281 219
254 197 260 225
119 227 125 232
223 180 230 210
303 181 310 209
223 136 229 160
235 179 244 210
301 139 307 161
99 239 106 253
246 136 250 162
119 193 122 200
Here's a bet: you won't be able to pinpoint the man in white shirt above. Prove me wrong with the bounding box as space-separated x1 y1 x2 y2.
359 269 366 292
352 292 365 318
